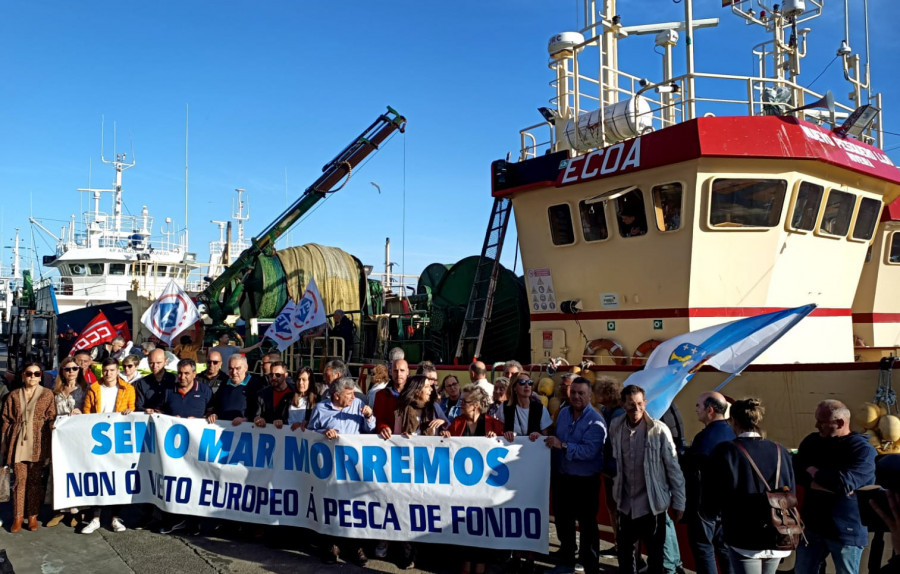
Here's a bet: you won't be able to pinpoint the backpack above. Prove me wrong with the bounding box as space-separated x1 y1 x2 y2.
735 442 807 551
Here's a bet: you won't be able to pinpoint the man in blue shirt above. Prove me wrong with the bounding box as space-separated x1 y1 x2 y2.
684 392 736 574
545 377 607 574
308 377 375 565
794 400 876 574
161 359 212 419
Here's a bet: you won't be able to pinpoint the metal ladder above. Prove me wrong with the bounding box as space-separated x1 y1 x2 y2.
454 197 513 362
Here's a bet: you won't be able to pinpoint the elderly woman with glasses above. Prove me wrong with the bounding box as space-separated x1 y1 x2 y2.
1 362 57 532
119 355 142 384
441 384 503 574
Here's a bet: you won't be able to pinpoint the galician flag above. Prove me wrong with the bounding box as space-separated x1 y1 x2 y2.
626 304 817 419
263 277 328 351
140 280 201 346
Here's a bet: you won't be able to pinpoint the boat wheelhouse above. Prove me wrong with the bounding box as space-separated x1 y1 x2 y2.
490 0 900 445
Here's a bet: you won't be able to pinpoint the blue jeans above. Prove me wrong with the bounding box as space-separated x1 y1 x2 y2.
663 513 683 573
687 513 733 574
794 530 864 574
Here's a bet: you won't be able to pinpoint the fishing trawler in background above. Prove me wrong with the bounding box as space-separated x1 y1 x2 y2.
479 0 900 446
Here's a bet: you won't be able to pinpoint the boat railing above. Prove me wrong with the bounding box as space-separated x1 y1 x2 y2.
521 65 873 159
61 210 188 255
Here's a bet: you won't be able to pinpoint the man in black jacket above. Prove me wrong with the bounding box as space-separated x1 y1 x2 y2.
794 400 876 574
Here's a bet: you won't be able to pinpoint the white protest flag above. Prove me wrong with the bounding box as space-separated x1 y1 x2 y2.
140 280 201 346
263 300 299 351
291 277 328 333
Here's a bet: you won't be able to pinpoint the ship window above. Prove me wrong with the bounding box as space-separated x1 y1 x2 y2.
109 263 126 276
819 190 856 236
615 189 648 237
889 233 900 264
87 263 104 275
852 197 882 241
710 178 786 228
652 183 683 232
790 182 824 231
548 204 575 245
70 264 86 276
155 265 168 277
578 200 608 242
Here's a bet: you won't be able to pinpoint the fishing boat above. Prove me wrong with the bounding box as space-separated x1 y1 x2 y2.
32 151 198 317
483 0 900 447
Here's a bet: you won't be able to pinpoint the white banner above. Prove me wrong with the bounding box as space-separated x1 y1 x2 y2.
52 413 550 551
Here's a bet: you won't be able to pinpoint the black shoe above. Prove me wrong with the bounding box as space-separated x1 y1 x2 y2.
598 545 618 558
550 549 576 567
322 544 340 565
675 567 686 574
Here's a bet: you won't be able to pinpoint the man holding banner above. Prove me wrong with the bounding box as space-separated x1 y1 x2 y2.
308 376 376 565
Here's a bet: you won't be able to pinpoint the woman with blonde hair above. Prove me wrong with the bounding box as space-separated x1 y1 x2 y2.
46 356 88 527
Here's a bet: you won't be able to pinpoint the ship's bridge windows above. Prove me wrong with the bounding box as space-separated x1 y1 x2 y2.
789 182 824 232
155 265 169 277
87 263 104 275
548 204 575 246
889 233 900 264
710 178 787 228
109 263 127 276
578 200 609 242
652 183 683 232
819 190 856 237
615 189 648 237
70 264 86 276
852 197 882 241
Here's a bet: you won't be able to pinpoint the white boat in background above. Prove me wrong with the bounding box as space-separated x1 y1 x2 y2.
32 152 198 315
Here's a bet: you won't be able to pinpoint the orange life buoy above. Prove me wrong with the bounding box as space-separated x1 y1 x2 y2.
632 339 663 366
583 338 628 366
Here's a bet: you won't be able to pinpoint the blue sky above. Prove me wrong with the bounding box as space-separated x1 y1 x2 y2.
1 0 898 285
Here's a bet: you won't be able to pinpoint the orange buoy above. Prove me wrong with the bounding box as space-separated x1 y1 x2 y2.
632 339 664 366
583 338 627 366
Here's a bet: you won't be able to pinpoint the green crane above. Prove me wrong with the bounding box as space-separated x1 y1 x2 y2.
198 106 406 327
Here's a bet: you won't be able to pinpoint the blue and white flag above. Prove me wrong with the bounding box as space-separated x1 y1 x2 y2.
626 304 816 419
262 278 329 351
140 280 201 346
263 300 299 352
290 277 328 333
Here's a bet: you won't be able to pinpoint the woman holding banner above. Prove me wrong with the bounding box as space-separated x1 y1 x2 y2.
81 358 135 534
288 367 318 431
46 357 88 528
2 361 56 532
394 375 446 437
442 385 503 574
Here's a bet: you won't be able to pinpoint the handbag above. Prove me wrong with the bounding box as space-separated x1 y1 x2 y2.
0 466 11 503
735 442 807 551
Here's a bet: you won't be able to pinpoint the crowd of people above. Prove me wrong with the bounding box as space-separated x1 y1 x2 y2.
6 339 900 574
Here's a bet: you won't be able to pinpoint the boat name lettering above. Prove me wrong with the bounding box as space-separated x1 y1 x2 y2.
559 138 641 185
800 125 894 167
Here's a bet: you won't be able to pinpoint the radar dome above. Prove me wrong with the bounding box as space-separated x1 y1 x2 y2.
548 32 585 60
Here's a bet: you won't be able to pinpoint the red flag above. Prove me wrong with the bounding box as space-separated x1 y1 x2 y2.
68 311 117 356
113 321 132 343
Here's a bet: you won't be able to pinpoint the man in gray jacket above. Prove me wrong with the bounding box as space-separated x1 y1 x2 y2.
609 384 686 574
